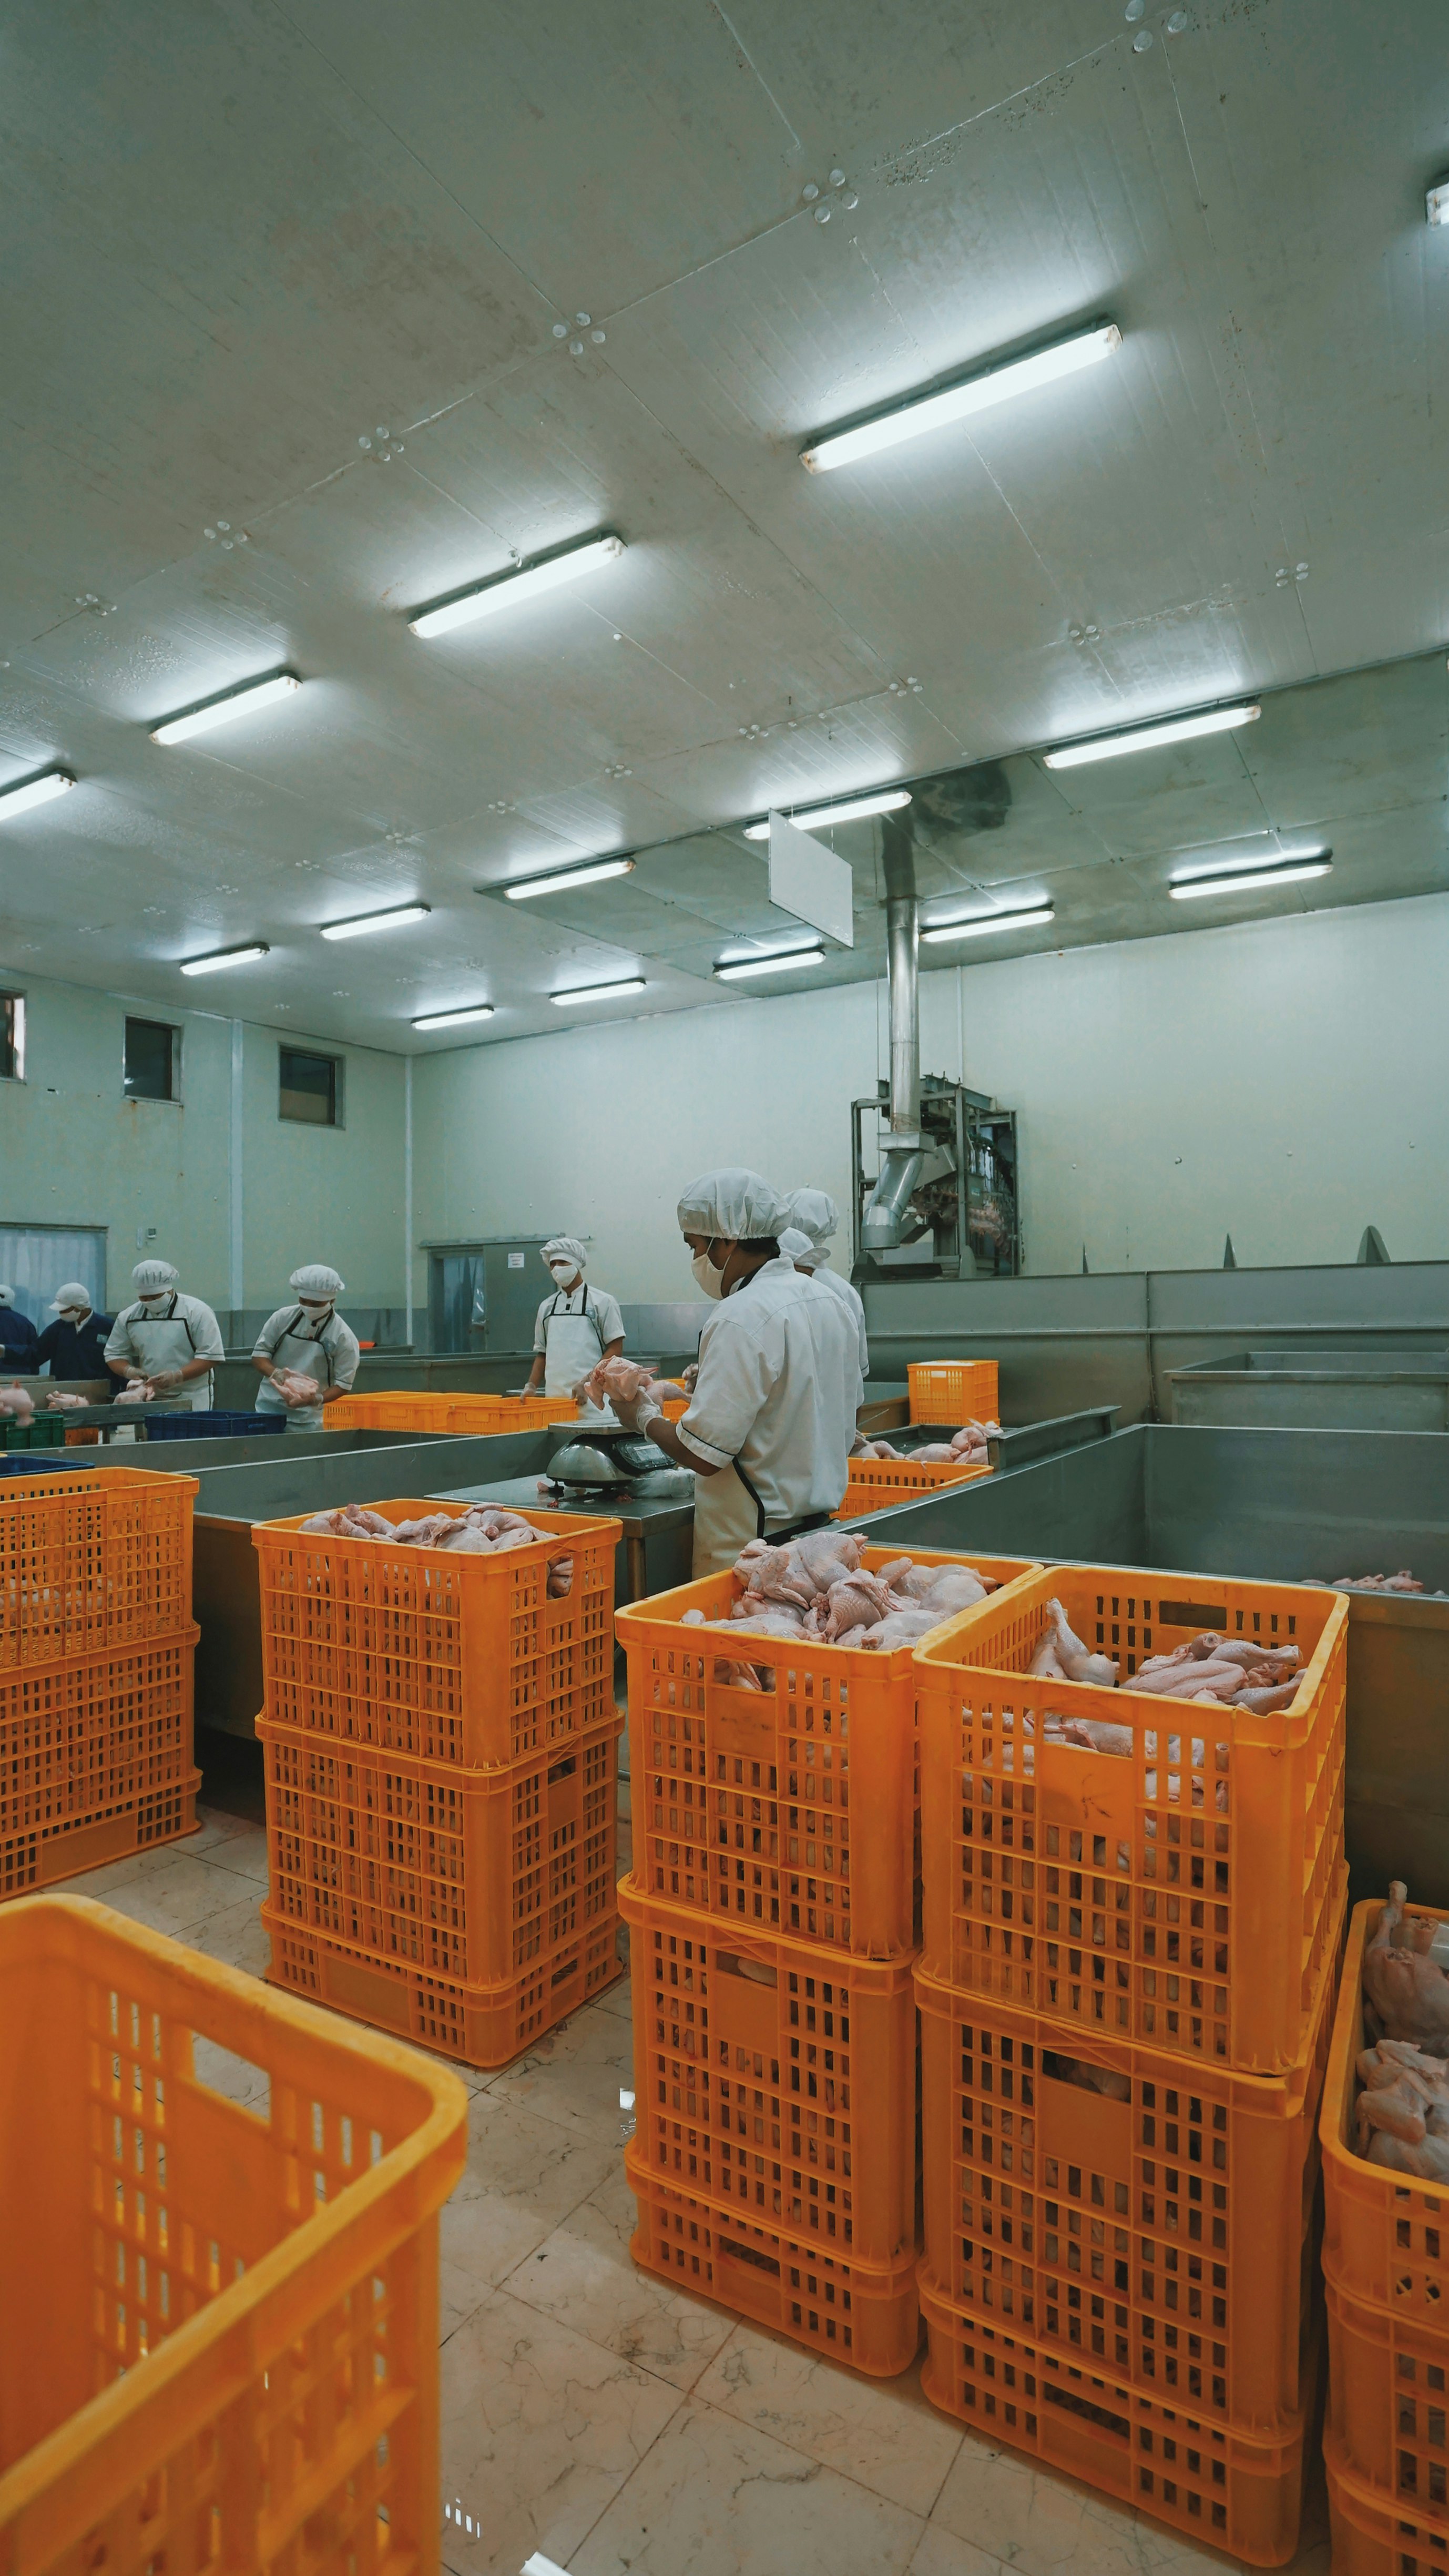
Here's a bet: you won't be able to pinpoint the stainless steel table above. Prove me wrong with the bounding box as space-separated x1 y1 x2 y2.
432 1473 696 1605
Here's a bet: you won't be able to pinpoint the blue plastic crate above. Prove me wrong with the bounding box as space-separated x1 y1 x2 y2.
144 1409 287 1441
0 1453 67 1476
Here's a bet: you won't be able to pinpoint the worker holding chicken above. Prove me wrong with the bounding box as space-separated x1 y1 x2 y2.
603 1168 860 1575
252 1265 361 1431
104 1260 226 1409
525 1237 625 1398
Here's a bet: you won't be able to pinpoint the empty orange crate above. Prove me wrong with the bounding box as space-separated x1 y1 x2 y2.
0 1892 466 2576
1328 2439 1449 2576
253 1499 620 1768
907 1361 999 1424
918 2271 1318 2567
1 1773 200 1902
0 1466 196 1671
917 1879 1342 2439
836 1454 992 1519
0 1627 197 1838
261 1709 621 1987
916 1566 1348 2073
621 1872 917 2264
618 1546 1039 1961
327 1391 577 1433
264 1898 621 2069
628 2158 921 2377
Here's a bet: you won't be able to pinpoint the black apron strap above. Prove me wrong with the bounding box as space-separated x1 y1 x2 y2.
731 1455 830 1546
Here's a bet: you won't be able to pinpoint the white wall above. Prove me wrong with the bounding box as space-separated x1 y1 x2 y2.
412 893 1449 1296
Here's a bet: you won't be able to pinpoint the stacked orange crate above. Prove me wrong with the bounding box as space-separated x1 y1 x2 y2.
616 1543 1041 2375
913 1566 1349 2564
252 1498 624 2066
0 1466 200 1897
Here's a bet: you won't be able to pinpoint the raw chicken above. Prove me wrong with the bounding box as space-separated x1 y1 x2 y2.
855 1439 903 1460
1028 1598 1119 1689
1354 2034 1449 2179
1043 1713 1136 1757
300 1504 397 1538
43 1389 87 1411
814 1570 898 1641
114 1380 153 1405
1332 1570 1424 1593
293 1500 572 1584
270 1366 322 1408
0 1382 35 1421
578 1356 660 1412
1362 1883 1449 2054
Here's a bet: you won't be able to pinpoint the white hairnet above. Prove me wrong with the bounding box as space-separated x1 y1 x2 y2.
787 1189 840 1247
676 1170 790 1241
0 1286 14 1308
541 1237 588 1271
132 1260 179 1294
290 1264 345 1298
51 1281 92 1311
778 1227 823 1267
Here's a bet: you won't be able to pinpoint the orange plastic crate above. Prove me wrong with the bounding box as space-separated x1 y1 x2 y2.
0 1893 466 2576
0 1465 196 1671
907 1361 999 1424
261 1709 621 1988
253 1500 620 1768
327 1391 576 1433
627 2158 921 2378
1325 2275 1449 2523
1 1773 200 1902
617 1546 1039 1962
916 1876 1343 2440
1328 2439 1449 2576
0 1627 198 1839
264 1899 621 2069
621 1872 917 2265
915 1565 1348 2072
835 1454 993 1519
918 2272 1318 2567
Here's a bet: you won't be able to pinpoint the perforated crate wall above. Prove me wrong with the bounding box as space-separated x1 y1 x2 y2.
265 1900 621 2069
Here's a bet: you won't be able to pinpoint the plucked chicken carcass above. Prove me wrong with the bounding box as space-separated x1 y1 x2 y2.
297 1502 574 1590
270 1365 323 1408
43 1388 88 1410
1362 1882 1449 2054
577 1355 660 1412
0 1382 34 1422
911 1419 1001 1466
682 1534 1005 1684
114 1380 154 1404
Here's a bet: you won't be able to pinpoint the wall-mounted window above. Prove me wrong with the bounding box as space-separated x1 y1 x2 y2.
124 1017 178 1102
0 993 25 1082
279 1045 342 1127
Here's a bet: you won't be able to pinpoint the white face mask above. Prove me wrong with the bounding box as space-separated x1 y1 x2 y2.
547 1262 578 1285
299 1300 332 1317
59 1308 87 1323
690 1247 725 1300
138 1294 170 1311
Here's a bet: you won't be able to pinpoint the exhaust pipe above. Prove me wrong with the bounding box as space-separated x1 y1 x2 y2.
862 822 923 1252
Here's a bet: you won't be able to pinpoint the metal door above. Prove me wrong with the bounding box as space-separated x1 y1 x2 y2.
428 1250 486 1353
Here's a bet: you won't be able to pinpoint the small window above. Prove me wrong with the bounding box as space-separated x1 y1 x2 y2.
279 1046 341 1126
124 1017 177 1102
0 993 24 1082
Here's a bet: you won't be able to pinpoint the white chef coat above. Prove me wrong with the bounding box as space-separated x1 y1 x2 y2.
252 1305 361 1431
105 1294 226 1411
809 1261 870 1382
533 1283 625 1397
676 1258 860 1576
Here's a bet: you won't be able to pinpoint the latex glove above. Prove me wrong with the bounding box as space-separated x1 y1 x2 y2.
611 1383 662 1434
148 1368 183 1391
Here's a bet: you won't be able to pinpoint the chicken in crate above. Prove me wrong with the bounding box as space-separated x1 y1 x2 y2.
851 1075 1020 1281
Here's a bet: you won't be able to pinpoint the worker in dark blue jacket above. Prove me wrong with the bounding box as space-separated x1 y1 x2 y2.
0 1286 39 1371
34 1282 114 1380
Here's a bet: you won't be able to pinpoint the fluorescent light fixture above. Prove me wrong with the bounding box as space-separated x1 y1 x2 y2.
801 323 1120 473
151 672 301 746
715 946 826 980
0 768 75 820
742 789 910 842
1043 702 1260 770
503 856 636 900
321 903 431 942
1170 854 1332 902
1428 178 1449 227
179 942 270 976
412 1003 495 1030
550 978 647 1005
921 905 1055 944
410 535 625 639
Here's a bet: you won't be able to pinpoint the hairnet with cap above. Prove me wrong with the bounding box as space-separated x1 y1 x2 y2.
290 1264 344 1299
778 1227 823 1267
132 1260 179 1294
51 1281 92 1312
676 1170 790 1241
786 1188 840 1247
0 1286 14 1309
540 1237 588 1272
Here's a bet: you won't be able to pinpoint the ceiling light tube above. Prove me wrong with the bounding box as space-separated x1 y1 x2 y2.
921 905 1055 944
1043 703 1260 770
715 948 826 980
410 535 625 639
0 768 76 820
151 672 301 746
801 323 1120 473
742 789 911 842
321 903 431 941
1169 857 1332 901
179 942 271 976
503 856 636 900
550 978 646 1005
413 1003 496 1030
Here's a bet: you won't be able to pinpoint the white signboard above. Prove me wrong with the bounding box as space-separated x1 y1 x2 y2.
767 811 855 948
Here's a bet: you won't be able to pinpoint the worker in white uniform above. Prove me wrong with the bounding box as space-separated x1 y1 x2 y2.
524 1238 625 1398
251 1265 361 1432
781 1188 870 1384
607 1169 860 1576
104 1260 226 1411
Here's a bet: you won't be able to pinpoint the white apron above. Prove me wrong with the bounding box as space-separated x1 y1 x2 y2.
127 1304 213 1410
689 1459 834 1579
540 1291 609 1397
254 1310 339 1432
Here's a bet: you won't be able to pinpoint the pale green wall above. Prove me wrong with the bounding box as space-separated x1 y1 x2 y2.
0 968 406 1315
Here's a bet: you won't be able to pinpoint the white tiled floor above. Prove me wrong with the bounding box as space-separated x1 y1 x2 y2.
51 1807 1331 2576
